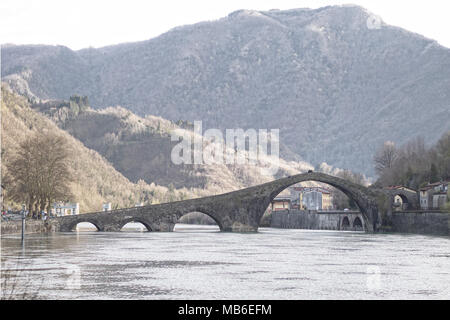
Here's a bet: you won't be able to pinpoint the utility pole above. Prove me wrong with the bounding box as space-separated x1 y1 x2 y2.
21 204 26 243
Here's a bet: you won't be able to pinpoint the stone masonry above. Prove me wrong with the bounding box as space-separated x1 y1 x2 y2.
55 172 382 233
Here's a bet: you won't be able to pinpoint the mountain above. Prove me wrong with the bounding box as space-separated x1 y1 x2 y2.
31 98 313 191
1 85 311 214
2 5 450 176
0 84 215 212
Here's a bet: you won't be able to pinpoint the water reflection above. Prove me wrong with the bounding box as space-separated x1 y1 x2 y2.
1 226 449 299
174 223 220 232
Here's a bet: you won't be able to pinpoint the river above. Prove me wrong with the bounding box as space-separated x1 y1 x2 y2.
1 224 449 299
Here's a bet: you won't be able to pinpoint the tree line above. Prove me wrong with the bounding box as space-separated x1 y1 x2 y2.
373 131 450 190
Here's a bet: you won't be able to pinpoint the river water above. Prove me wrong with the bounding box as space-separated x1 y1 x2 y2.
1 224 449 300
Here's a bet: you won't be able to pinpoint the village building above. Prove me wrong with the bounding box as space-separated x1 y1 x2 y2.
270 196 291 212
419 181 449 210
420 186 433 209
52 202 79 216
290 186 333 211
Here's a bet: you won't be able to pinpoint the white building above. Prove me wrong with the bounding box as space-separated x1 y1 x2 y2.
52 202 79 216
290 186 333 211
420 181 449 210
303 189 323 211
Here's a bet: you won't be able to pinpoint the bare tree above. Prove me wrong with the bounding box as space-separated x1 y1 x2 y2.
6 131 73 218
332 169 367 209
5 137 40 216
374 141 397 175
39 134 73 214
373 134 450 190
435 131 450 180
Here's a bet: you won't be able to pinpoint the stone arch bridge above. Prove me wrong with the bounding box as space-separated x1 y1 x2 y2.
56 172 383 233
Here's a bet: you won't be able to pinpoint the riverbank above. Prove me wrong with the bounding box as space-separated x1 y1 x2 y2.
0 219 58 235
383 211 450 237
2 211 449 237
270 210 449 237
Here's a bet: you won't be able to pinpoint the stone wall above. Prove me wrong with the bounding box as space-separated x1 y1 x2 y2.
270 210 450 236
270 210 365 231
386 211 450 236
0 219 57 235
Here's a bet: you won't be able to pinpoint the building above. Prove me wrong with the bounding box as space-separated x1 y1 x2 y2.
52 202 79 216
290 186 333 211
290 194 301 210
428 181 449 193
270 196 291 212
433 193 447 209
303 189 322 210
321 190 333 210
419 181 449 210
385 186 417 193
419 186 433 209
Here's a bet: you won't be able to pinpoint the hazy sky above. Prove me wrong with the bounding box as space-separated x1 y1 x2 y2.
1 0 450 50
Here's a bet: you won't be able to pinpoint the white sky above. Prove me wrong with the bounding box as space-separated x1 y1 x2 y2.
1 0 450 50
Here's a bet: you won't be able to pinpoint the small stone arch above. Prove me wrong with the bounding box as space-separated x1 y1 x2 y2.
68 219 102 232
393 194 409 211
177 211 218 226
341 216 351 230
385 188 419 211
177 209 223 231
353 217 363 230
119 218 152 232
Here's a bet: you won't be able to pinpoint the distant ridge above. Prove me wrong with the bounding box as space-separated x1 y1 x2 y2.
2 5 450 176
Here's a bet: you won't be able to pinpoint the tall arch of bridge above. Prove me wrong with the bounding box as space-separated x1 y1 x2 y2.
57 172 381 233
232 172 381 232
